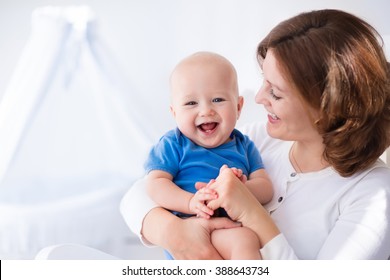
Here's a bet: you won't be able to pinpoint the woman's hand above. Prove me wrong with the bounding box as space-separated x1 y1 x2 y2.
142 207 241 260
168 216 241 259
206 166 258 222
223 165 248 184
205 166 280 247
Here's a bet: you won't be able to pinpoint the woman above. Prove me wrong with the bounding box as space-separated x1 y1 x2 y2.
120 9 390 259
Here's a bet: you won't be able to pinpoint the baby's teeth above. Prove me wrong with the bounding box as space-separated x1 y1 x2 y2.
270 113 279 120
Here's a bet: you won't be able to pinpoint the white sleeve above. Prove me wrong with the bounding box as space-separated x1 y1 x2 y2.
260 234 298 259
119 177 158 246
316 167 390 259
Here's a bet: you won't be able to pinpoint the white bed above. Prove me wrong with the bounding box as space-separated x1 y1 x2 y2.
0 6 160 260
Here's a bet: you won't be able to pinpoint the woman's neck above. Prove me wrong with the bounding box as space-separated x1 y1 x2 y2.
290 140 329 173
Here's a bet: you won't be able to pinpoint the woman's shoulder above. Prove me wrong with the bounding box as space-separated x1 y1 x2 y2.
342 160 390 205
357 160 390 182
360 160 390 189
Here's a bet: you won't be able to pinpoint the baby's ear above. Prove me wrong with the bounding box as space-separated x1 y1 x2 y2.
170 105 176 118
237 96 244 119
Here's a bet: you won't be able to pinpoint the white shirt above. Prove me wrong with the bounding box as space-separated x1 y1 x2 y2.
120 122 390 259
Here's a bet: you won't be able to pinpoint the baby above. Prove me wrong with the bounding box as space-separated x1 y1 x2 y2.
144 52 273 259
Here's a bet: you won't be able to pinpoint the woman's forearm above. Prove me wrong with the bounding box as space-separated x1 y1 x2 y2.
120 177 158 240
121 176 242 259
242 199 280 248
235 180 280 247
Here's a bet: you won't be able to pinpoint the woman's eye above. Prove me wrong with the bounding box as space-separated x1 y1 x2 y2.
270 88 281 100
185 101 197 106
212 98 225 103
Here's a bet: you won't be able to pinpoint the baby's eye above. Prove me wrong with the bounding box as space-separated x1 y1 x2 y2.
212 98 225 103
270 88 281 100
185 101 197 106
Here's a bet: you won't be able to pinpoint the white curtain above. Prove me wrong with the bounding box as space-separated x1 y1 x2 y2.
0 6 152 259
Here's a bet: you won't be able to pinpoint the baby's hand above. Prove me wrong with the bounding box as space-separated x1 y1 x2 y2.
220 165 247 183
188 187 217 219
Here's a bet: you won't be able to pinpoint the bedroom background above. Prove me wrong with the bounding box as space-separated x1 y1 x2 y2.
0 0 389 260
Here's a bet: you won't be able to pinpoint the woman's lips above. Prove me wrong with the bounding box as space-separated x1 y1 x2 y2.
268 113 280 123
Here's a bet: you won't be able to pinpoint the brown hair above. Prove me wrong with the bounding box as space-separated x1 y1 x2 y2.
257 9 390 177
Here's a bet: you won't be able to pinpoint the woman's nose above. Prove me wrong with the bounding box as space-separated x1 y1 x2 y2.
255 85 268 105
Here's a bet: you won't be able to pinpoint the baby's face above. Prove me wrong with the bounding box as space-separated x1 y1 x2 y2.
170 57 243 148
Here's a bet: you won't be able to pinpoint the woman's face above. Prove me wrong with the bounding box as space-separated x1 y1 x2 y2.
255 50 319 142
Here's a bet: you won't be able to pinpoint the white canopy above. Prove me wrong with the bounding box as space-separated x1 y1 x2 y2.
0 6 152 259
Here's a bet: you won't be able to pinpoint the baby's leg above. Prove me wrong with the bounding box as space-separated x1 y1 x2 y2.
211 227 261 260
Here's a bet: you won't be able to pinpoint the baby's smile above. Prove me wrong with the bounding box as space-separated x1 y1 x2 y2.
197 122 219 133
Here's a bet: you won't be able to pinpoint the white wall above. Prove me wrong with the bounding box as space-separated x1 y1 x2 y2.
0 0 389 139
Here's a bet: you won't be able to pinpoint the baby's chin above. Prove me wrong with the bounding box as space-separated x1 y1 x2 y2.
193 134 231 149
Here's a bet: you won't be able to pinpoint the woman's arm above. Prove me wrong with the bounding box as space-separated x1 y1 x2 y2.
207 164 390 259
142 207 242 259
120 177 242 259
120 177 158 245
316 167 390 259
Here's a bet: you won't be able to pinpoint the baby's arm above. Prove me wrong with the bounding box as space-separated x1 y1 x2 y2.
146 170 216 217
246 168 273 205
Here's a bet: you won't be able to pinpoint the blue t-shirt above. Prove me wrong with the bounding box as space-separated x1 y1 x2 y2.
144 128 264 194
145 128 264 260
